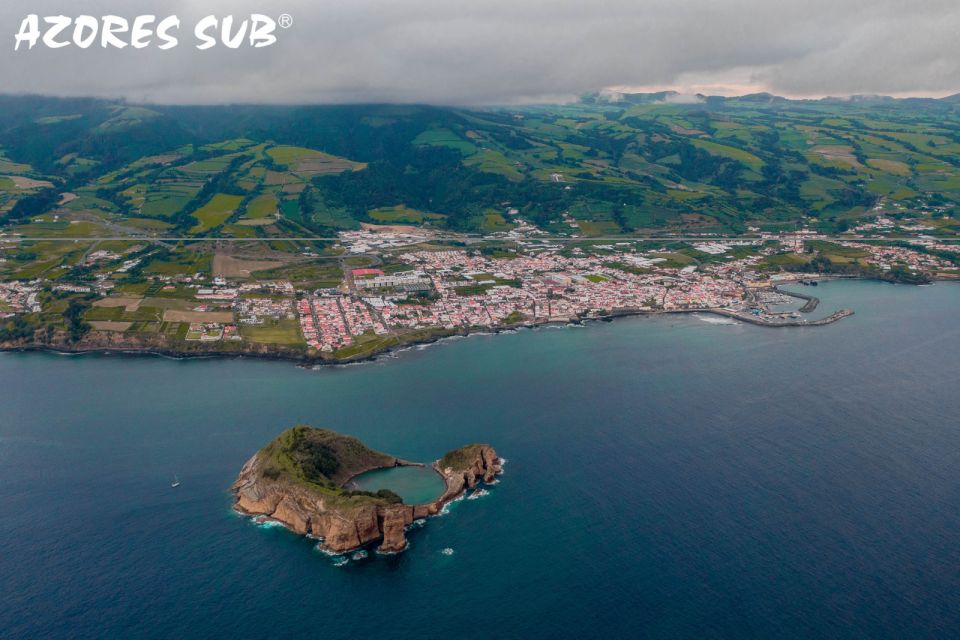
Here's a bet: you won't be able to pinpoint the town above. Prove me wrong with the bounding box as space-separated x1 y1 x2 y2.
3 226 956 359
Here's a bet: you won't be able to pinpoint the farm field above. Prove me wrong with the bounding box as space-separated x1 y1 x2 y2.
212 253 288 278
162 310 234 323
1 95 960 241
368 205 446 225
240 319 304 345
190 194 243 233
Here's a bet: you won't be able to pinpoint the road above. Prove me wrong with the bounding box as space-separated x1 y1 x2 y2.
0 234 947 244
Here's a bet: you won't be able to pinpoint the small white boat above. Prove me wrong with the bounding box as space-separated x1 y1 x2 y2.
170 475 181 488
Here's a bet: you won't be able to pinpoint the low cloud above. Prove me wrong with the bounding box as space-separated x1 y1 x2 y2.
2 0 958 104
660 93 706 105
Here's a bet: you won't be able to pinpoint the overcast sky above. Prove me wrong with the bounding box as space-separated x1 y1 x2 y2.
3 0 960 105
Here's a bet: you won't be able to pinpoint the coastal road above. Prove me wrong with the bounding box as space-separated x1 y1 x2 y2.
1 234 948 243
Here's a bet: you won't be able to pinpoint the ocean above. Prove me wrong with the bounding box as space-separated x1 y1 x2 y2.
1 280 959 639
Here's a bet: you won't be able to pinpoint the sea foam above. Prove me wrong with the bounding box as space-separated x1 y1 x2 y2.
694 314 739 325
250 516 285 529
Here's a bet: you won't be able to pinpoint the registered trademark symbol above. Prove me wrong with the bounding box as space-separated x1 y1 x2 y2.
278 14 293 29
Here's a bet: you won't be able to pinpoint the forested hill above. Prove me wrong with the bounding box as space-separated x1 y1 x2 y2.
1 93 959 236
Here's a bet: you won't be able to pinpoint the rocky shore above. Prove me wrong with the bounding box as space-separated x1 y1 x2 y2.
231 426 501 554
0 295 858 366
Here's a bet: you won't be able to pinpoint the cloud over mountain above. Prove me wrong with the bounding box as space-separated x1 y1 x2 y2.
3 0 959 104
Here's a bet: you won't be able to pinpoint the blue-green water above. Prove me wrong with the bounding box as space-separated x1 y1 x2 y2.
2 280 960 639
350 465 445 504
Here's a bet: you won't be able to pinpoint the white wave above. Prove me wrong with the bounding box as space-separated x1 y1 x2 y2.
467 488 489 500
351 550 368 561
438 493 465 516
693 314 739 325
251 516 285 529
315 543 349 558
375 547 403 556
440 547 455 556
330 360 372 369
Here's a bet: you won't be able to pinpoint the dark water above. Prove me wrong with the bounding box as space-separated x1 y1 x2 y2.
2 280 960 639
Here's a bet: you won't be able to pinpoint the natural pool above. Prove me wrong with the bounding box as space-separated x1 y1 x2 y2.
349 464 446 504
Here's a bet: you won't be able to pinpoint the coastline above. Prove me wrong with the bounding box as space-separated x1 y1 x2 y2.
9 274 947 366
0 298 856 366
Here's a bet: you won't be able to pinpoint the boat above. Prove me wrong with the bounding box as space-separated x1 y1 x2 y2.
170 475 181 488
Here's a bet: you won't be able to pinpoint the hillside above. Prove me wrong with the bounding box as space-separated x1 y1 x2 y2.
257 425 402 498
1 94 959 237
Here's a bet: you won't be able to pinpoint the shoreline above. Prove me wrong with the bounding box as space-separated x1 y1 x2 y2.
0 300 854 366
5 275 942 366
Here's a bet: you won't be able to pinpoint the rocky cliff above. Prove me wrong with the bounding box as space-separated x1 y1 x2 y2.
231 426 501 554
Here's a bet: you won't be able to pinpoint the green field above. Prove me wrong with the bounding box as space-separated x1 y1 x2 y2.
332 331 399 360
266 146 366 176
480 211 513 232
141 184 202 217
266 146 320 164
143 251 212 275
368 205 446 224
251 261 343 287
413 127 478 155
191 194 244 233
240 319 304 345
245 193 278 218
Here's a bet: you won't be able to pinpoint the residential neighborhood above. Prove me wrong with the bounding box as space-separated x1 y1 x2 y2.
1 226 958 356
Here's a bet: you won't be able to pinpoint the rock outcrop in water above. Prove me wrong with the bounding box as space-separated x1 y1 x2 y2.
231 426 501 554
